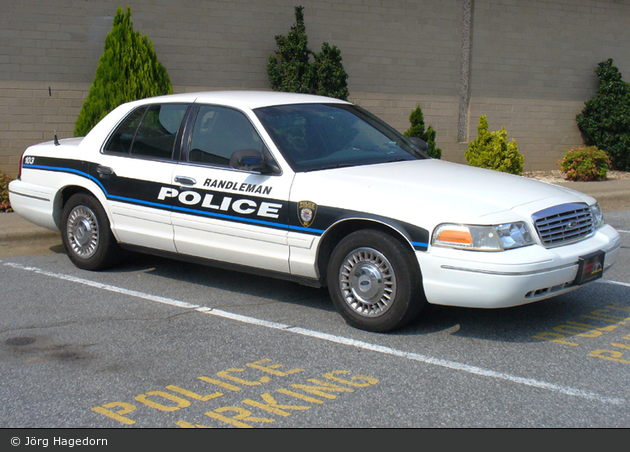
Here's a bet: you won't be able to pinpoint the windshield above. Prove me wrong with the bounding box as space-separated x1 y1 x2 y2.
254 103 429 172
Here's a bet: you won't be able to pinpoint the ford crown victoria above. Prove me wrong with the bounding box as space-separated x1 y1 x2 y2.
8 91 621 332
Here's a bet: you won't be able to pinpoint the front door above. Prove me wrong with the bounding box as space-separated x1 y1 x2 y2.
170 104 292 273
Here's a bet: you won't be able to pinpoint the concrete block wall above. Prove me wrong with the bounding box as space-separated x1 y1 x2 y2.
0 81 90 173
1 0 629 176
467 0 630 171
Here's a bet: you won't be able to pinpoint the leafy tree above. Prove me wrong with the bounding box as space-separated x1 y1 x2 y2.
466 115 523 175
74 6 172 137
268 6 348 100
403 105 441 159
576 58 630 171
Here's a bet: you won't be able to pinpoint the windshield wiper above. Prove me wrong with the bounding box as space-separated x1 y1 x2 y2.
305 162 357 172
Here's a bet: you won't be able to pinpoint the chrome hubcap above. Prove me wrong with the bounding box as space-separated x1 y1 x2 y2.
66 206 99 259
339 247 396 317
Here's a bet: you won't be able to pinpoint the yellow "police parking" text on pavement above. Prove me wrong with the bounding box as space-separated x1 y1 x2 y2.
91 358 378 427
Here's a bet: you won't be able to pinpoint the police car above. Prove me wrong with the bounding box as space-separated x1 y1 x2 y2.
8 91 621 332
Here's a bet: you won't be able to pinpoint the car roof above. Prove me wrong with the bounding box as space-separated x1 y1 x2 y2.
139 90 351 110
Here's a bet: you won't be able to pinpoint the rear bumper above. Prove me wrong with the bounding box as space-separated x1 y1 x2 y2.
417 224 621 308
8 179 59 232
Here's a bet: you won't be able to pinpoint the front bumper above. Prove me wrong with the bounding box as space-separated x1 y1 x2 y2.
417 224 621 308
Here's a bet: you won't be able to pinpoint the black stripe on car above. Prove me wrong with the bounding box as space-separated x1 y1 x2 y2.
22 156 429 251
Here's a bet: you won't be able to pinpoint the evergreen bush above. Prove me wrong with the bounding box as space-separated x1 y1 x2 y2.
311 42 349 100
466 115 523 175
576 58 630 171
74 6 173 137
403 105 441 159
267 6 312 95
268 6 349 100
558 146 611 182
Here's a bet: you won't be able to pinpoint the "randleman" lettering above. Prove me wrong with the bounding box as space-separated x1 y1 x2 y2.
203 179 272 195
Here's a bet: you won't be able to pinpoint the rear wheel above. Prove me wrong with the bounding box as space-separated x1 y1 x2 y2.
61 194 120 271
327 229 426 332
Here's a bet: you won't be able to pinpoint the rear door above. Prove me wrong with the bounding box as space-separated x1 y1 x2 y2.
170 104 292 273
95 103 189 252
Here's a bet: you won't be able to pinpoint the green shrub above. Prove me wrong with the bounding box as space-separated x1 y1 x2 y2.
74 6 173 137
311 42 349 101
268 6 349 100
0 171 14 212
576 58 630 171
267 6 312 95
558 146 611 181
403 105 441 159
465 115 523 175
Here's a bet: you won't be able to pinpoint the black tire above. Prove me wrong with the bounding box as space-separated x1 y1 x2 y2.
327 229 427 332
61 193 120 271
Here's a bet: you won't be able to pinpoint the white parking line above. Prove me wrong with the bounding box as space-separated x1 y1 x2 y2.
4 261 627 407
599 279 630 289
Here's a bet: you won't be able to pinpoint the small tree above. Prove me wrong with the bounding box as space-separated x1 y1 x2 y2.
311 42 349 100
576 58 630 171
403 105 441 159
267 6 312 95
74 6 172 137
268 6 349 100
466 115 523 175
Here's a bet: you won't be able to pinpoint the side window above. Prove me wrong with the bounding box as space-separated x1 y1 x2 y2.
103 104 187 159
188 105 264 166
103 107 146 154
131 104 188 159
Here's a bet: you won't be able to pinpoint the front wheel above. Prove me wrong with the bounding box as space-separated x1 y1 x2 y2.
61 193 120 271
327 229 427 332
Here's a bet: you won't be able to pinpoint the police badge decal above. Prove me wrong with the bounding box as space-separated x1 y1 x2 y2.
298 201 317 228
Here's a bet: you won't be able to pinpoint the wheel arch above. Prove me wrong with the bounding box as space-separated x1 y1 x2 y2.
316 217 420 287
52 184 109 232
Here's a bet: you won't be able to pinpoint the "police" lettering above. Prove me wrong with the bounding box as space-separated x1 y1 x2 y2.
157 187 282 219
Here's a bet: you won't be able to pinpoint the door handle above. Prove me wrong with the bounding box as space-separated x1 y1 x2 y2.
175 176 196 186
96 165 115 178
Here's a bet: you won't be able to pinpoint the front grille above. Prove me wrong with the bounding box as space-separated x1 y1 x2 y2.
533 203 594 248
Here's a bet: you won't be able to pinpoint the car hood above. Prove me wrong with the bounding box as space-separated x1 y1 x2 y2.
290 159 594 226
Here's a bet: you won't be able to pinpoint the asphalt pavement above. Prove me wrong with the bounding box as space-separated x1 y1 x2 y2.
2 178 630 246
1 179 629 428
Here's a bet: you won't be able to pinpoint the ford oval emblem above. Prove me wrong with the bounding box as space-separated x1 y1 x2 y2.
566 221 578 231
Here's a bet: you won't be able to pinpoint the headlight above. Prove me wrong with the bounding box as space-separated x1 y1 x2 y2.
432 222 535 251
590 203 604 229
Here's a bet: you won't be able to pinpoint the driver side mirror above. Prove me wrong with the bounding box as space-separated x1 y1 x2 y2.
230 149 266 173
408 136 429 153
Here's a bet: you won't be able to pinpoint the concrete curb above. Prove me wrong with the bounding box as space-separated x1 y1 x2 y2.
0 213 60 242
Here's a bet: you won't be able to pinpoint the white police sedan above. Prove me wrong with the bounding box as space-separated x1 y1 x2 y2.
8 91 621 332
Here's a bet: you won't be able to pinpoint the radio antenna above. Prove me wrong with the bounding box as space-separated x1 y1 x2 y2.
50 86 60 146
